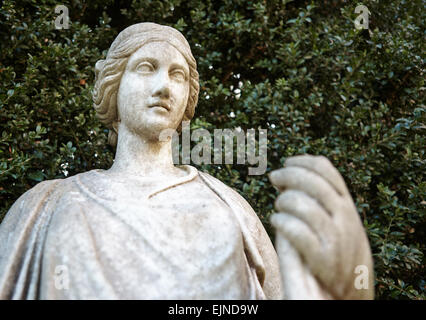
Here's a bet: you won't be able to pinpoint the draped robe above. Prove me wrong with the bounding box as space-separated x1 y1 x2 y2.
0 166 283 299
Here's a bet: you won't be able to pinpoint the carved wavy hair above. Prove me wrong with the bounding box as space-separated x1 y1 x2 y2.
92 23 200 147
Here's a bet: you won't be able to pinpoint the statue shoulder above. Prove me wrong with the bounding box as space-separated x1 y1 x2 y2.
25 178 62 195
0 179 62 226
197 171 269 244
1 169 100 226
198 171 247 202
198 171 258 219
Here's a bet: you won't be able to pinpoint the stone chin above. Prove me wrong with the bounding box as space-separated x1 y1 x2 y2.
121 110 183 142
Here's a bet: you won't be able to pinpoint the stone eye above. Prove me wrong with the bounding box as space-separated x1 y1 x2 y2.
136 62 154 73
171 69 186 82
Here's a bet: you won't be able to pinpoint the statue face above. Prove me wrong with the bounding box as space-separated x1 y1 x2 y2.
117 41 190 140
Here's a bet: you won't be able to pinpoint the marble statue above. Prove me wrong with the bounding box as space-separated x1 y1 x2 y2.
0 23 374 300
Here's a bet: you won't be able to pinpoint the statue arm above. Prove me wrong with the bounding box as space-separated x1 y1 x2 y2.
198 171 284 299
0 179 61 299
251 216 285 300
225 186 284 300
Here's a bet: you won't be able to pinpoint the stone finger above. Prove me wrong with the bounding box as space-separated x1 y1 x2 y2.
285 155 349 197
269 166 342 216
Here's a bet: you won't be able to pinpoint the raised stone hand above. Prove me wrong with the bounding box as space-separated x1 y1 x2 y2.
269 155 374 300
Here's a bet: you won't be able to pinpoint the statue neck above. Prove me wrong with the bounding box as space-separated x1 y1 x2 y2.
108 125 182 178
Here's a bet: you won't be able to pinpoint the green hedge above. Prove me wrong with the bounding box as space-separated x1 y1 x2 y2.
0 0 424 299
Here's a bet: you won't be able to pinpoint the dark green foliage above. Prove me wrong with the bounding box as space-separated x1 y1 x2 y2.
0 0 424 299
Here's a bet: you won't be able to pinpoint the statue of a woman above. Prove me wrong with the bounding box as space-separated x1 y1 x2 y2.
0 23 374 300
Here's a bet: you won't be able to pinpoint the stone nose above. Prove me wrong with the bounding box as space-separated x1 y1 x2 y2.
152 71 171 99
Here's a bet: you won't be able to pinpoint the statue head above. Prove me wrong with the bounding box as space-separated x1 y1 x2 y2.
92 22 199 147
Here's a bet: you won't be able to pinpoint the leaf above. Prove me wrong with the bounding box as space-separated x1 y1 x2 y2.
28 171 44 182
